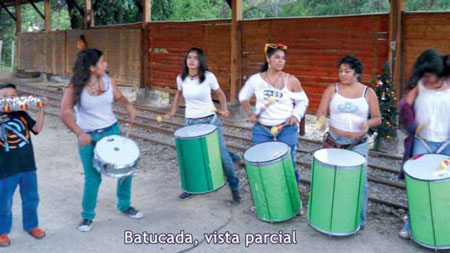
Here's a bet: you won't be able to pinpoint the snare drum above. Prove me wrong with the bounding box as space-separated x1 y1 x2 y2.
174 124 225 194
307 148 366 236
404 154 450 250
244 141 301 222
93 135 140 178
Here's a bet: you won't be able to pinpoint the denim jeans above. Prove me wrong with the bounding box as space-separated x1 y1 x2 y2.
185 115 239 192
402 138 450 232
251 123 300 182
78 123 133 220
0 171 39 234
327 131 369 228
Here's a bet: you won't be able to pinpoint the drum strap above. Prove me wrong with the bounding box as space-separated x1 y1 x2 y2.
416 136 449 154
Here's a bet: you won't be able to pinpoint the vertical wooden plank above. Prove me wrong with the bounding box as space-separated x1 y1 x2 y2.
142 0 151 88
143 0 151 25
388 0 406 100
84 0 91 29
44 0 50 31
15 0 21 68
230 0 242 102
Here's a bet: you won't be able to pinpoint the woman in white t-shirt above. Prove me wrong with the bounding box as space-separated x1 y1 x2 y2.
239 43 309 184
163 48 240 203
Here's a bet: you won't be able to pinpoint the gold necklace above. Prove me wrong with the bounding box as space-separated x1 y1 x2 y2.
265 72 282 87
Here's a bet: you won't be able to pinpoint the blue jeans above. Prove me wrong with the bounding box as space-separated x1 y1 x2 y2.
0 171 39 234
328 131 369 228
185 115 239 192
402 138 450 232
78 123 133 220
251 123 300 182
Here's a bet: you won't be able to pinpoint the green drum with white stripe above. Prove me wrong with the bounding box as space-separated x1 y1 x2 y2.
244 141 301 222
307 148 366 236
404 154 450 250
174 124 225 194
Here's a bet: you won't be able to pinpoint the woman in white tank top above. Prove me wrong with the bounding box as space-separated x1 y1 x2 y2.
399 49 450 240
60 49 141 232
316 55 381 229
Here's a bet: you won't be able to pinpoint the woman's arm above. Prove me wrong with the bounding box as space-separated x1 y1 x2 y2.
365 87 382 129
213 88 229 116
60 85 91 146
315 84 334 129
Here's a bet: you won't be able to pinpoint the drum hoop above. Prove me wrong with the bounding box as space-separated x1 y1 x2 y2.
405 173 450 183
313 158 364 171
313 148 365 170
174 124 217 139
244 142 290 166
411 234 450 250
308 221 360 236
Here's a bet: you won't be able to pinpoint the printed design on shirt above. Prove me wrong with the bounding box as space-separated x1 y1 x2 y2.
0 115 30 151
337 102 358 114
263 89 283 101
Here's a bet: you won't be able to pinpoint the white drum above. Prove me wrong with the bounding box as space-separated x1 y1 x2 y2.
93 135 140 178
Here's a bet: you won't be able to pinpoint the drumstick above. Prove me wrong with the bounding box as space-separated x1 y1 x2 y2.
270 122 289 135
211 108 229 118
439 159 450 170
256 97 275 118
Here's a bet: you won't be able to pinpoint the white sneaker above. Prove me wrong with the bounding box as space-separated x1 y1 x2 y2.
78 219 92 232
399 229 410 239
120 206 143 219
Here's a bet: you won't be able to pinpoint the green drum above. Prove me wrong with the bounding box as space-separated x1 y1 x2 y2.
307 148 366 236
244 141 301 222
174 124 225 194
404 154 450 250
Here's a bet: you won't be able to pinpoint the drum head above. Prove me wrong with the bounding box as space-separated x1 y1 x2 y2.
404 154 450 181
174 124 217 139
95 135 140 167
313 148 365 168
244 141 290 165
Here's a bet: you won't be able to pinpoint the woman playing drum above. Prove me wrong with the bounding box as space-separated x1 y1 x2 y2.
316 55 381 229
398 49 450 239
60 49 142 232
163 48 241 203
239 43 309 183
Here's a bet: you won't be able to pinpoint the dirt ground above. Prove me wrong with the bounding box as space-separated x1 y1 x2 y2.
1 106 434 253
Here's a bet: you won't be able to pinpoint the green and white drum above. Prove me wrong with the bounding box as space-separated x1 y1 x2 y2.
244 141 301 222
174 124 225 194
404 154 450 250
307 148 366 236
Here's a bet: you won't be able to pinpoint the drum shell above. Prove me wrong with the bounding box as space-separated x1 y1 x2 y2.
175 127 225 194
307 149 365 236
405 175 450 249
244 143 301 222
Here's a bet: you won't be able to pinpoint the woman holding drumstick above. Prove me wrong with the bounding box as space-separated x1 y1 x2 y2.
162 47 241 203
60 48 142 232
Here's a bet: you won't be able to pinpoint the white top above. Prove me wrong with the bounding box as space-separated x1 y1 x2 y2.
404 154 450 181
329 84 369 133
75 74 117 131
238 73 308 126
94 135 140 167
177 71 220 119
414 81 450 142
174 124 217 139
313 148 366 168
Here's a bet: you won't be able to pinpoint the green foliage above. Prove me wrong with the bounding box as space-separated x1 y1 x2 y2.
371 62 398 150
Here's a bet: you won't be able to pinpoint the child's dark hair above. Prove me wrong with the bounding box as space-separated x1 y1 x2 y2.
407 49 444 90
338 55 363 81
442 54 450 77
260 47 287 72
0 83 17 90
